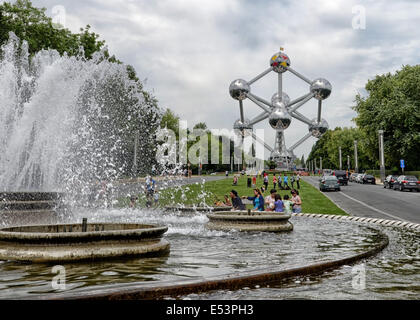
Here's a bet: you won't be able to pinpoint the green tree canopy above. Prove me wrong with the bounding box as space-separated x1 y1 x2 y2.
353 65 420 170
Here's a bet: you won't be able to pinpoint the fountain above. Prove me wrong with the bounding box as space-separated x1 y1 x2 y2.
207 211 293 232
0 221 169 263
0 33 418 300
0 33 168 260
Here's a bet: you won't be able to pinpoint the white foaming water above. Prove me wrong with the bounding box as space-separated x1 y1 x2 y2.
0 33 153 196
67 207 231 237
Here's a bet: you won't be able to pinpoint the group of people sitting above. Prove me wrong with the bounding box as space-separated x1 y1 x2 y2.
215 188 302 214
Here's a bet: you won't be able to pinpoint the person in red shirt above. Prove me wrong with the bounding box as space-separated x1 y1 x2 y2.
252 175 257 187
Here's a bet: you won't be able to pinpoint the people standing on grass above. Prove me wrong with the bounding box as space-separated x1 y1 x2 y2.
273 175 277 189
283 174 289 190
291 189 302 213
278 173 283 190
263 174 269 190
291 174 295 189
243 188 265 211
252 175 257 188
296 173 301 189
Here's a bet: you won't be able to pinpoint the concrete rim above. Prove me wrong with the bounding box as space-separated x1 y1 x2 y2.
0 223 168 243
0 239 170 263
33 228 389 300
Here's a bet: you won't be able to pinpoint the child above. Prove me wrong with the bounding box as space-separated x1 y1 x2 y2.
274 194 284 212
129 195 138 208
273 175 277 190
283 194 292 214
252 176 257 188
153 190 159 207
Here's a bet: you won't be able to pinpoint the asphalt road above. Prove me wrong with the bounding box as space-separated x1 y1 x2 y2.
304 176 420 224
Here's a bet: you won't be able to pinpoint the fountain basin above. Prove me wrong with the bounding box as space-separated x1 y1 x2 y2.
207 211 293 232
0 223 169 263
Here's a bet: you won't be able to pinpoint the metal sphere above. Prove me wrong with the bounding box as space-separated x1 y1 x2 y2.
310 78 332 100
268 107 292 130
271 92 290 106
270 150 282 161
270 52 291 73
233 118 252 137
308 118 329 138
229 79 250 101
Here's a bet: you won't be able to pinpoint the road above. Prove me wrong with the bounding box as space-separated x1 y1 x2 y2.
304 176 420 224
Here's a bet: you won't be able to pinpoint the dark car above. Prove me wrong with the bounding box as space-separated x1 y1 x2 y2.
333 170 349 186
393 175 420 192
384 175 399 189
319 175 341 192
362 174 376 184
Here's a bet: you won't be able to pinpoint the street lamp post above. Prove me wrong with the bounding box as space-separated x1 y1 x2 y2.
347 155 350 171
354 140 359 173
378 130 385 182
339 146 342 170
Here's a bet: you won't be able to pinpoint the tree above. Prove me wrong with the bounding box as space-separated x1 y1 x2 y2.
0 1 102 57
353 65 420 170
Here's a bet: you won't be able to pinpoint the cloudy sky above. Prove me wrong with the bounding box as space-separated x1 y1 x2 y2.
29 0 420 159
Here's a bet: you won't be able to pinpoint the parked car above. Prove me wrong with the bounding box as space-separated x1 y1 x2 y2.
323 169 332 176
393 175 420 192
361 174 376 184
349 173 358 182
356 173 365 183
333 170 349 186
384 175 399 189
319 175 341 192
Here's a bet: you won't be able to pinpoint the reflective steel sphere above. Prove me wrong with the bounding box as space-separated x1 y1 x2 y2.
308 118 329 138
233 118 253 136
229 79 250 100
270 52 291 73
271 92 291 106
310 78 332 100
270 150 282 160
269 107 292 130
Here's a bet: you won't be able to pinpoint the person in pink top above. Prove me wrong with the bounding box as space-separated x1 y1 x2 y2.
273 175 277 189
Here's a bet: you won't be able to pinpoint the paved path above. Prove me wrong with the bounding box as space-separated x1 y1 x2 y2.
304 176 420 224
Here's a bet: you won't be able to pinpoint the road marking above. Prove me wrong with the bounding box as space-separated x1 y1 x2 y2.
338 191 411 223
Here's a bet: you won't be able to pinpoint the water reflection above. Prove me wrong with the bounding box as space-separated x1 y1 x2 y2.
0 208 401 299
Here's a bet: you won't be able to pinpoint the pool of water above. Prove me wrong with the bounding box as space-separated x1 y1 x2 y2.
0 208 418 299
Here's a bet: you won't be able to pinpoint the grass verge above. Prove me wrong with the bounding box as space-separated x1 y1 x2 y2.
118 175 347 215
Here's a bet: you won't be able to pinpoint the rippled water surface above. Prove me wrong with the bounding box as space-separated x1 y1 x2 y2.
0 208 418 299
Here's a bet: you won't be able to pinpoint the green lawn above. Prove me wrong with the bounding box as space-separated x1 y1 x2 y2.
119 175 347 215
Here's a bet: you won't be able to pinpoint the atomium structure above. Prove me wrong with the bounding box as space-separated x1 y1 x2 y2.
229 49 331 170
